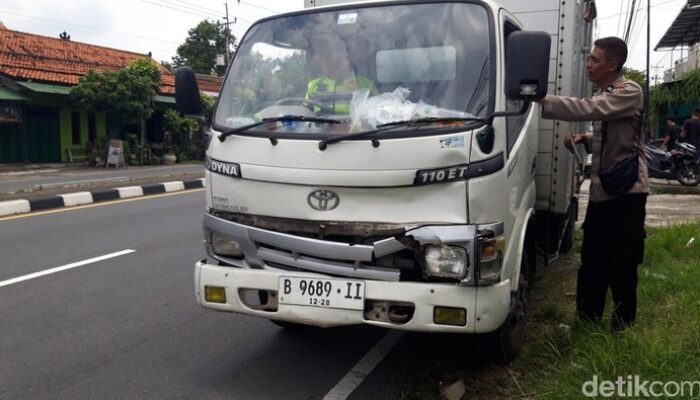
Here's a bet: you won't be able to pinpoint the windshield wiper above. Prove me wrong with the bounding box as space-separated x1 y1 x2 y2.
218 115 341 142
318 117 484 150
376 117 484 129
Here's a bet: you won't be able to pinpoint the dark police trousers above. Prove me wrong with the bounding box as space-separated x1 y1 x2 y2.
578 193 647 331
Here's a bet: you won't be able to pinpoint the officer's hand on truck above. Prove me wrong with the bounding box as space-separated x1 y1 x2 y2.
564 133 587 152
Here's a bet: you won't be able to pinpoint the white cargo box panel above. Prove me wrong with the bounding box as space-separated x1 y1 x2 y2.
498 0 592 214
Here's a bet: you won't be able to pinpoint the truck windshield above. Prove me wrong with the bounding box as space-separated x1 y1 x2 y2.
214 2 491 136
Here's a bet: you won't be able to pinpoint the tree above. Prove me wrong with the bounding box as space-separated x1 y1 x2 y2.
622 67 646 89
162 92 214 162
650 69 700 118
160 60 174 72
172 20 235 76
70 59 161 164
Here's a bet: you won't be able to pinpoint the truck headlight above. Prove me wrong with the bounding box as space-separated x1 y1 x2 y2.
478 236 505 285
211 232 243 257
423 245 468 280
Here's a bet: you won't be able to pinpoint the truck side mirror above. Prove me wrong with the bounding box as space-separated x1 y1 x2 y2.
505 31 551 101
175 66 203 116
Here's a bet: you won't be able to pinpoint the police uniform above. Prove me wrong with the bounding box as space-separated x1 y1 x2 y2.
541 76 649 331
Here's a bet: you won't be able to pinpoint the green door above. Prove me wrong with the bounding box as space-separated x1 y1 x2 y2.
0 123 25 163
25 107 60 163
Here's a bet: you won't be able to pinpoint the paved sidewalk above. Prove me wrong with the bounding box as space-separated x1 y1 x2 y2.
0 163 204 199
0 163 70 173
0 178 205 218
0 163 206 213
577 180 700 228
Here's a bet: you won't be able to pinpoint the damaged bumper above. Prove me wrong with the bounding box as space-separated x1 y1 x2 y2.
195 261 511 333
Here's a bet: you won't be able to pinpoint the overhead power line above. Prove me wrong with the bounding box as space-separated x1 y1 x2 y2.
629 7 647 59
139 0 219 19
0 9 179 45
167 0 222 15
599 0 679 21
624 0 638 43
617 0 627 37
155 0 220 16
237 0 278 14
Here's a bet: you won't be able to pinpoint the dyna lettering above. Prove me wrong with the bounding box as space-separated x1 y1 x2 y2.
205 158 241 178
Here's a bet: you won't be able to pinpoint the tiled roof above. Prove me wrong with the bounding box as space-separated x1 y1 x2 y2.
193 74 224 94
0 25 221 95
159 71 223 95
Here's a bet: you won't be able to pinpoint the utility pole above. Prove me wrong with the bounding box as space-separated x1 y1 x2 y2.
223 2 231 64
644 0 651 139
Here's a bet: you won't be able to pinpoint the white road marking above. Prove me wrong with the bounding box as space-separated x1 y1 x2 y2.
323 330 404 400
0 249 136 288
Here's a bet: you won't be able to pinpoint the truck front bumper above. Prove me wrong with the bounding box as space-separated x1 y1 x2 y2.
194 260 511 333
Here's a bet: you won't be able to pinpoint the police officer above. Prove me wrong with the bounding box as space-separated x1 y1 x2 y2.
305 74 377 114
305 48 377 114
538 37 649 333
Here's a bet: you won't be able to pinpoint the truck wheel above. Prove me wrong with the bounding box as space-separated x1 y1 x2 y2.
478 254 529 365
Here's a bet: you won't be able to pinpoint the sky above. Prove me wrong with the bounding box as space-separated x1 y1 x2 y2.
0 0 691 83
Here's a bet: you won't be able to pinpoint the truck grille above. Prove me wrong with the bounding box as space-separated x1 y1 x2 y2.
205 212 420 282
256 245 402 281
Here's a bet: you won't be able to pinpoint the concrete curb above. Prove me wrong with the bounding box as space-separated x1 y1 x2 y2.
0 178 205 217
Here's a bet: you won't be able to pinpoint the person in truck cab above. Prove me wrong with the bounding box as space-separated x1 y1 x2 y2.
305 73 377 114
538 36 649 334
305 35 377 114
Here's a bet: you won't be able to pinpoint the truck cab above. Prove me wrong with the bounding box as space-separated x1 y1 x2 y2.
178 0 588 362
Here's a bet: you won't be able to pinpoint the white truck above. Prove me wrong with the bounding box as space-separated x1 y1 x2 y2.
176 0 594 362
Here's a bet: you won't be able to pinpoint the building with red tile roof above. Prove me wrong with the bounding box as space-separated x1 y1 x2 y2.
0 23 222 163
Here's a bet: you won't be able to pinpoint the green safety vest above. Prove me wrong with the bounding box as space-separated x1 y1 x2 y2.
305 75 377 114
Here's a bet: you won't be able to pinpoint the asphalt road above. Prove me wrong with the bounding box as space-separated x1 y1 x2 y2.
0 164 204 194
0 190 401 400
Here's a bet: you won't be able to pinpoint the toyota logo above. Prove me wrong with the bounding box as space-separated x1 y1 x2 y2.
307 190 340 211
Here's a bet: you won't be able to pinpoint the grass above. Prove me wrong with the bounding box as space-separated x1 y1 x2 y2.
395 223 700 399
516 223 700 399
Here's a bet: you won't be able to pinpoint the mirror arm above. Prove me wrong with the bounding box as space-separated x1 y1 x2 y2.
485 98 532 125
477 99 533 154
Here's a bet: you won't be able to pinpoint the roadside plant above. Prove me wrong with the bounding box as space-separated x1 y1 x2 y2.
161 91 213 162
650 69 700 121
70 59 162 165
163 109 199 162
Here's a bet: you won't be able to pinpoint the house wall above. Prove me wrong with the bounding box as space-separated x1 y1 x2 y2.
0 123 25 163
59 109 107 162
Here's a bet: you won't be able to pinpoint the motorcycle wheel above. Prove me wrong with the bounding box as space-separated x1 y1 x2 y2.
676 162 700 186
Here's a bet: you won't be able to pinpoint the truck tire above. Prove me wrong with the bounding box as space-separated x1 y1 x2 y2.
478 252 529 365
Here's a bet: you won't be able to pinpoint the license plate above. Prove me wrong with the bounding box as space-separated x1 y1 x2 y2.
278 277 365 310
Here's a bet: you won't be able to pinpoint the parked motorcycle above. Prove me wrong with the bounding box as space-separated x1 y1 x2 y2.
645 141 700 186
